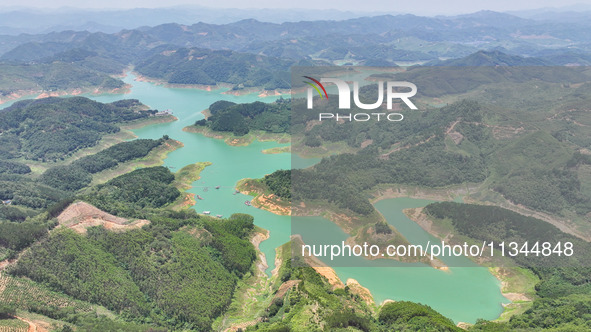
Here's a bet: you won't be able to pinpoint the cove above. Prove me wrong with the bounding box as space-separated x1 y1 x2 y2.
294 198 508 323
83 73 507 323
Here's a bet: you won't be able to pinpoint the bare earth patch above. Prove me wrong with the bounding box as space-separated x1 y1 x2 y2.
251 230 270 275
274 280 301 301
251 194 291 216
301 252 376 305
15 316 40 332
238 180 291 216
299 249 345 289
57 202 149 234
345 278 374 305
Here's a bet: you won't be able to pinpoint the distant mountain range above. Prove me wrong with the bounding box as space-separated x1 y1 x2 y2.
2 5 591 35
0 7 383 35
3 9 591 95
3 10 591 63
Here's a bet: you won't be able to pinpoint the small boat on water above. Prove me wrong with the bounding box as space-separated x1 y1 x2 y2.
216 214 223 218
215 186 221 189
245 200 252 206
197 195 204 200
203 211 211 215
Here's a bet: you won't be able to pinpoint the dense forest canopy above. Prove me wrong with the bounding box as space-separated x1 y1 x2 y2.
84 166 181 217
135 47 293 89
289 95 591 217
264 170 291 199
424 202 591 331
195 98 290 136
11 209 257 331
0 97 151 161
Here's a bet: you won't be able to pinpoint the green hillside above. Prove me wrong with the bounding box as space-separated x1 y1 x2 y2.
135 47 293 89
0 97 150 161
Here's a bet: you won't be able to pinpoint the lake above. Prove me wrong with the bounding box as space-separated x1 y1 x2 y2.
12 73 508 323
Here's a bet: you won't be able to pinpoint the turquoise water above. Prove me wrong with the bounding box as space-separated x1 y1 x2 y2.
18 73 507 323
89 74 293 275
295 197 508 322
1 95 36 108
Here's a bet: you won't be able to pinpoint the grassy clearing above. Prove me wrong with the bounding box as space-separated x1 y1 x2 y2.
236 178 267 196
213 228 278 331
489 267 539 322
369 183 480 204
490 267 539 297
494 301 534 323
173 162 212 191
291 135 356 159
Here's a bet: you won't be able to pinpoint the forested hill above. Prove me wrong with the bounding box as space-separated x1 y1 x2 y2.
290 97 591 218
0 97 163 213
4 11 591 96
3 166 259 331
135 47 294 89
0 137 167 217
0 60 126 99
0 97 152 161
424 202 591 331
194 98 290 135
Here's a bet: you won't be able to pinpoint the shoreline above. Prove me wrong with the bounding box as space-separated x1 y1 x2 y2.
251 228 271 276
295 236 376 306
183 125 290 147
132 72 288 97
369 184 478 204
121 114 178 130
170 162 213 210
370 184 589 242
133 72 223 91
262 146 291 154
218 227 271 332
403 207 536 323
0 85 131 106
236 178 291 216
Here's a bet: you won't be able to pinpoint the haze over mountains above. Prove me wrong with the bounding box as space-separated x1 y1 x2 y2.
3 9 591 63
3 8 591 97
2 4 591 35
0 6 386 35
0 5 591 34
3 4 591 332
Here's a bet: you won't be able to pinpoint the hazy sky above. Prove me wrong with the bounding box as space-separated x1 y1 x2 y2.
1 0 589 15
